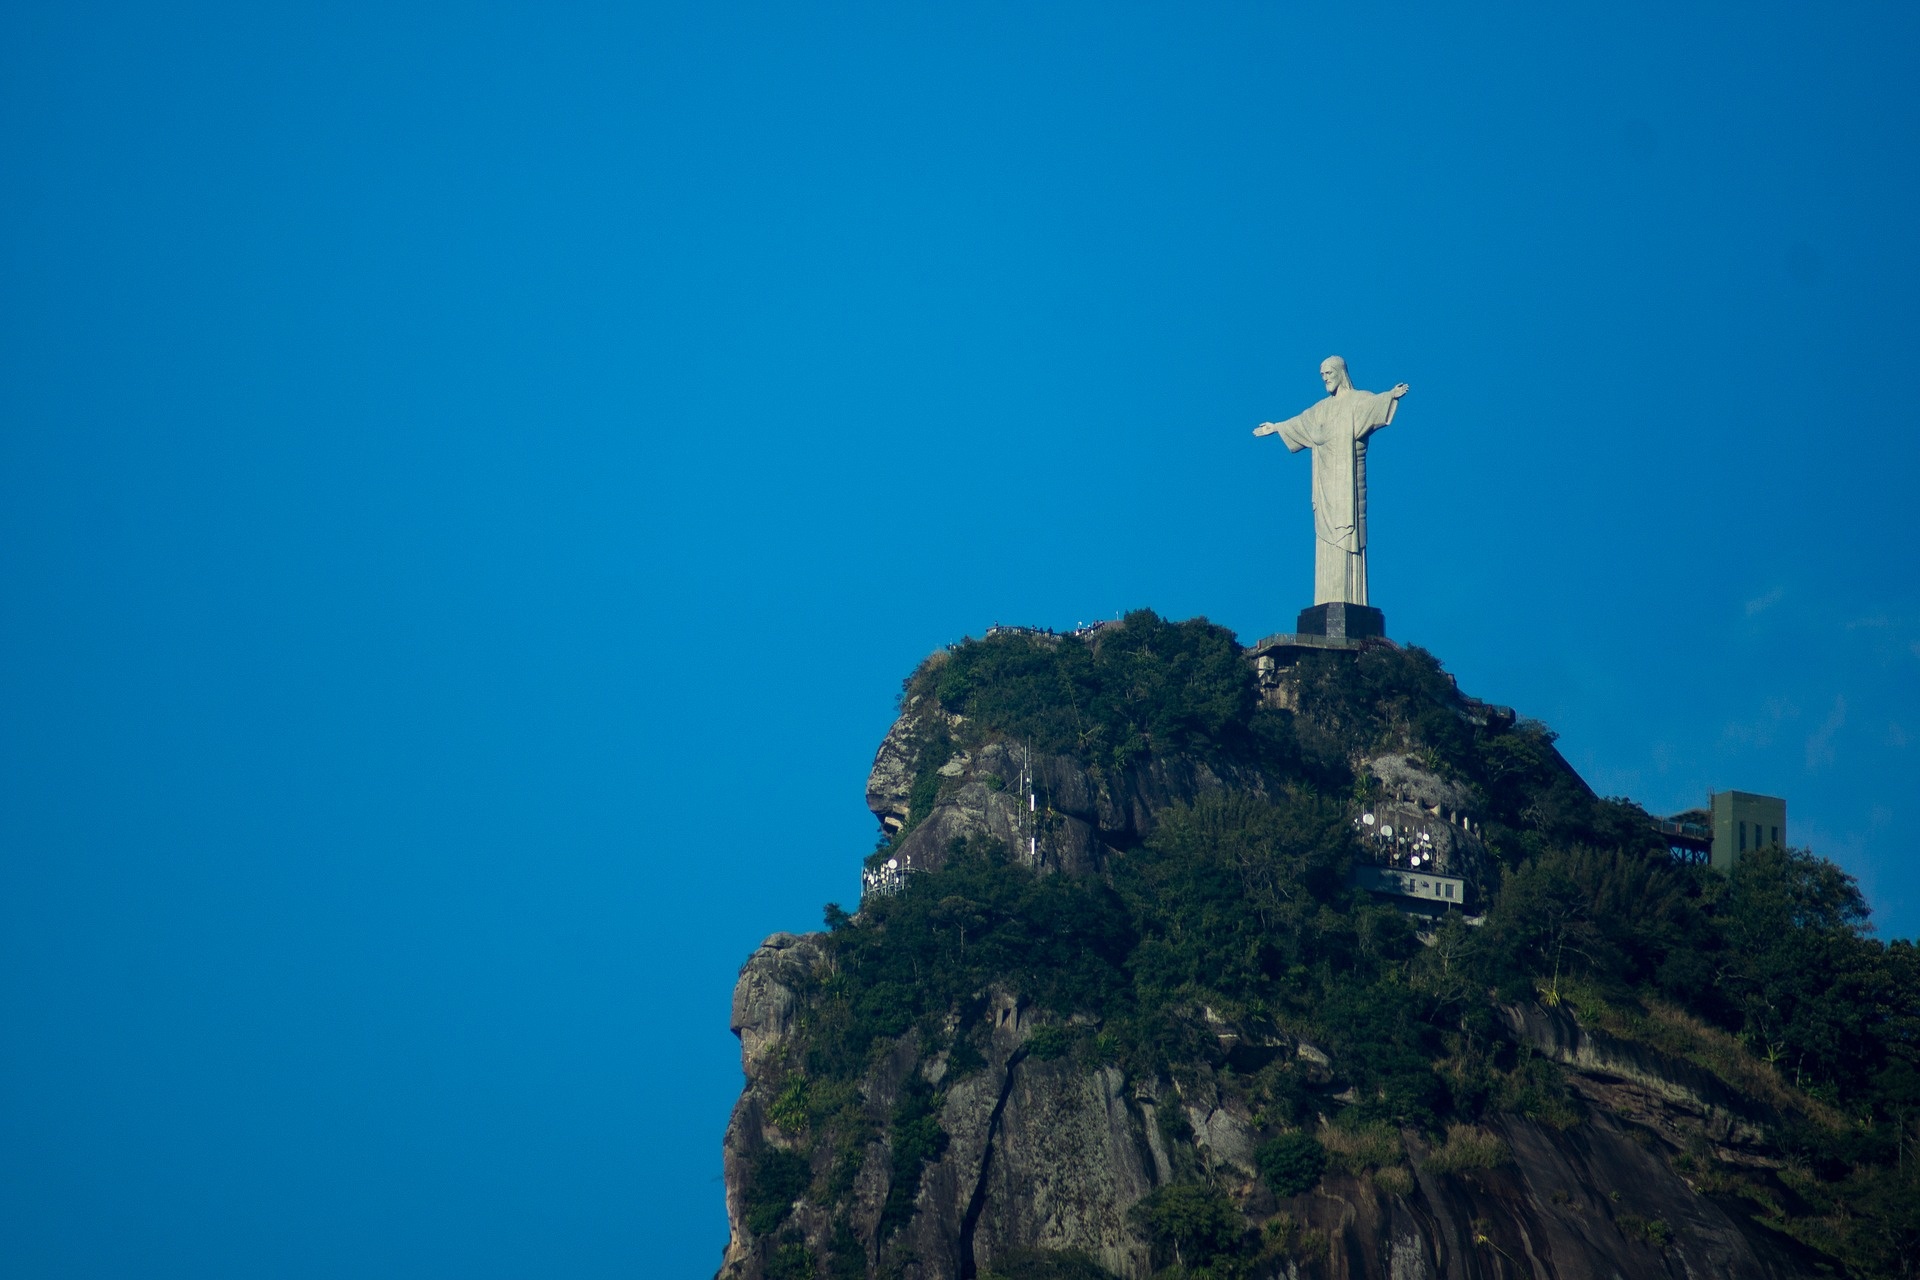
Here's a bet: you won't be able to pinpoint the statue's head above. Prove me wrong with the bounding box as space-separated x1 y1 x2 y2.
1320 356 1351 394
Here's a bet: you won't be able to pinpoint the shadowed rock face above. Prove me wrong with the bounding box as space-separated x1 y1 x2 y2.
721 947 1829 1279
868 698 1275 882
1287 1108 1827 1280
716 638 1844 1280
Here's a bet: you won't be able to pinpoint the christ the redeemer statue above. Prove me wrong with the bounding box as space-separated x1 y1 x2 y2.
1254 356 1409 615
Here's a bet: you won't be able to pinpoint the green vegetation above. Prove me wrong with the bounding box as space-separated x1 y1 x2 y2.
809 838 1134 1083
1258 1212 1327 1267
1615 1213 1674 1249
879 1077 947 1240
765 1239 815 1280
898 714 955 836
1420 1124 1508 1175
902 611 1667 876
754 611 1920 1279
822 1219 866 1280
1025 1024 1076 1061
1315 1119 1402 1177
924 612 1252 774
744 1146 811 1237
1253 1132 1325 1196
1369 1164 1415 1196
1128 1184 1244 1275
1128 1180 1339 1278
1483 1046 1582 1130
978 1247 1121 1280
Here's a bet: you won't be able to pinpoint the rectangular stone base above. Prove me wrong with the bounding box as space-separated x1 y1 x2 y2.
1297 602 1385 640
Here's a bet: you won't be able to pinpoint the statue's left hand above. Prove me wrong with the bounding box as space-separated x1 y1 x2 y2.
1389 382 1410 398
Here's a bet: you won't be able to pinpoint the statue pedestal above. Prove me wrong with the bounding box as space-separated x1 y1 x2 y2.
1297 602 1385 641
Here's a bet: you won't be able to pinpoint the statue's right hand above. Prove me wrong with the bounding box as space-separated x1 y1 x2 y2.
1253 422 1279 436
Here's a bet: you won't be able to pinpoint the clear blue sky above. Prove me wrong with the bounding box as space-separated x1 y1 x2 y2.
3 3 1916 1275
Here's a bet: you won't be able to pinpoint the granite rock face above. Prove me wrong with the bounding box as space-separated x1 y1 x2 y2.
1279 1108 1825 1280
721 965 1209 1280
868 697 1274 882
716 637 1839 1280
720 951 1827 1278
730 933 823 1071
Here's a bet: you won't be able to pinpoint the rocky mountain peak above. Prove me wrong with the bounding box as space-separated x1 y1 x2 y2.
717 611 1919 1280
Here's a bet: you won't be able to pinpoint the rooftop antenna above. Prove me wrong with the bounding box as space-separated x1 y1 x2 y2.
1025 738 1037 861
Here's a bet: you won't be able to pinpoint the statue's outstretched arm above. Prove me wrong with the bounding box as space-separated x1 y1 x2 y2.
1383 383 1410 427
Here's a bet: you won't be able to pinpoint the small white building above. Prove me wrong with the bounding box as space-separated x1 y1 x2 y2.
1352 864 1467 907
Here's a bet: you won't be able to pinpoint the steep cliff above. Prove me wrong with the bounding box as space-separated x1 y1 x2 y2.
718 612 1919 1280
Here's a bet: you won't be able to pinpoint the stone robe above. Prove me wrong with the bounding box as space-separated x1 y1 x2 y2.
1271 388 1397 605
